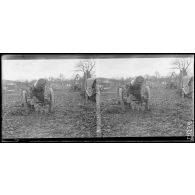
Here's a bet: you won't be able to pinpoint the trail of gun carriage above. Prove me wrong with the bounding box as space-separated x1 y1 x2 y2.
2 58 194 138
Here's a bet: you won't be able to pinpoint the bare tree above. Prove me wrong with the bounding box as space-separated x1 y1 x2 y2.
75 59 96 79
171 58 193 94
171 58 192 76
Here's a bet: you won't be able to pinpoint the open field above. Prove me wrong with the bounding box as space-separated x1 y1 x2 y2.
2 89 97 139
100 86 194 137
2 85 194 139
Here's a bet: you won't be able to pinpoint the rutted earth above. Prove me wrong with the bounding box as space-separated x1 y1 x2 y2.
2 87 194 139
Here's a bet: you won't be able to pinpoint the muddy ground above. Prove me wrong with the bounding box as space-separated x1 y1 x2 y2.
2 89 97 139
2 86 194 139
100 86 194 137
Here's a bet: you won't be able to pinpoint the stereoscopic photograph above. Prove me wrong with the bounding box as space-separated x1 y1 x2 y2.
1 54 194 142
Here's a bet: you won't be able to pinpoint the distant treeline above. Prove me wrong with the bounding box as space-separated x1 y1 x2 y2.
3 74 173 91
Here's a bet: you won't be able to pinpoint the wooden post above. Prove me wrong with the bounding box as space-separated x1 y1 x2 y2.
96 85 102 137
119 87 125 112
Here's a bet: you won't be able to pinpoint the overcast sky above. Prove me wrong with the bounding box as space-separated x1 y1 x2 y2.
2 57 194 81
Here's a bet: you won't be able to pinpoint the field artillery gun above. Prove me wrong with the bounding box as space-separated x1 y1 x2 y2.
118 76 151 111
22 79 54 113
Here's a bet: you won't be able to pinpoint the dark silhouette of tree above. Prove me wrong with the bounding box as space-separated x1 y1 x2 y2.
171 58 192 76
171 58 193 93
75 59 95 79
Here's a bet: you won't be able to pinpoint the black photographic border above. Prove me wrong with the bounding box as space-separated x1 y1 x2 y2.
1 53 194 143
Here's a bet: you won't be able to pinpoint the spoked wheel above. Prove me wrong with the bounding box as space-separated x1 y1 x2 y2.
48 88 54 112
22 90 30 113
